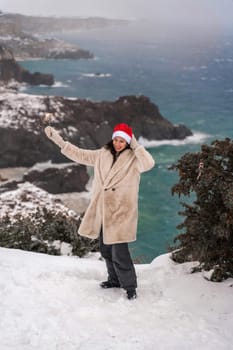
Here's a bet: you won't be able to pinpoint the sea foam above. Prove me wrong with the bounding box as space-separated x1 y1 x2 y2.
81 73 111 78
52 81 69 88
139 131 210 148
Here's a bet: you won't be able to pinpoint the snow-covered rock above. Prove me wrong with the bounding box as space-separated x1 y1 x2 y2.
0 182 98 256
0 87 192 167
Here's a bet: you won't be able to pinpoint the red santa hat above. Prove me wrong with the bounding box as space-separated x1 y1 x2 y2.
112 123 133 144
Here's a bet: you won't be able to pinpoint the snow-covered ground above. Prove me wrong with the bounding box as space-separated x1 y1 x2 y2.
0 248 232 350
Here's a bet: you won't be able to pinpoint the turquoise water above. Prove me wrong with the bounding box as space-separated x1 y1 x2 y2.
20 23 233 262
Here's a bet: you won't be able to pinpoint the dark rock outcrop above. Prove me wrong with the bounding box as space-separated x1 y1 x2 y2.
0 163 89 194
23 163 89 194
0 45 54 85
0 87 192 167
21 70 54 86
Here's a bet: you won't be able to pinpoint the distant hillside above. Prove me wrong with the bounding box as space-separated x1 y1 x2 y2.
0 12 128 59
1 13 129 34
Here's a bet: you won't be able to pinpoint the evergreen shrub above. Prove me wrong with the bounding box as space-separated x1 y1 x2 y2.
171 138 233 281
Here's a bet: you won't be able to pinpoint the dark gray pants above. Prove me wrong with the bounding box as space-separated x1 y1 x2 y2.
99 229 137 290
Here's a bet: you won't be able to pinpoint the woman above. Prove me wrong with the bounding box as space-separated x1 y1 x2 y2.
45 123 155 299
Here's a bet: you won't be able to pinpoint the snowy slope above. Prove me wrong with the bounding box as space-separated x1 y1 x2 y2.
0 86 66 134
0 248 232 350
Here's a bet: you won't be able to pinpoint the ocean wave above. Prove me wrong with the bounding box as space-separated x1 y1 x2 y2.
81 73 112 78
215 57 233 63
18 85 28 92
182 66 198 71
139 131 210 148
19 81 69 89
52 81 69 88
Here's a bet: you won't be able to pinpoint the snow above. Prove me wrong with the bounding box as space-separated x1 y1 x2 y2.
0 164 91 217
0 87 66 133
0 182 79 221
0 248 232 350
0 88 46 132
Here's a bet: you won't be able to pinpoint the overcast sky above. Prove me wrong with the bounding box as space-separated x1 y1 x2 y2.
1 0 233 31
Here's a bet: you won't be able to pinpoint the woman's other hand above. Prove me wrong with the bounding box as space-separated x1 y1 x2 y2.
44 126 65 148
130 134 139 150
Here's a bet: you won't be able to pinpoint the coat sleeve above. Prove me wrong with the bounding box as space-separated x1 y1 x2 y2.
61 141 100 167
134 145 155 173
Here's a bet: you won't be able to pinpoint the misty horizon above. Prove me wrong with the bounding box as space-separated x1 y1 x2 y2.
1 0 233 34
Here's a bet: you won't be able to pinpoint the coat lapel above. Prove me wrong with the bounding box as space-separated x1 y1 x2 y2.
97 149 113 184
103 149 133 187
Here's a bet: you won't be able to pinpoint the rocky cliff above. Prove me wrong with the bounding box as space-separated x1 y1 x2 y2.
0 45 54 85
0 162 89 194
0 86 192 168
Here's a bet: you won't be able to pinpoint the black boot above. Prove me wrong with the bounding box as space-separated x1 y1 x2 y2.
126 289 137 300
100 281 121 289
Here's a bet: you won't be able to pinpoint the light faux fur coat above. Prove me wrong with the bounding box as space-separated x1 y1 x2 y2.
61 142 155 244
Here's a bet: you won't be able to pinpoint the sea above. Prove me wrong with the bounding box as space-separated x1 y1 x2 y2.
19 21 233 263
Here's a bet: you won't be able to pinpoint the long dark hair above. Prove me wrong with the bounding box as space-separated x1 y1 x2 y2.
105 140 130 163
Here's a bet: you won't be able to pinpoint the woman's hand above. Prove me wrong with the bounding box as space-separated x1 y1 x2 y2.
130 134 139 150
44 126 65 148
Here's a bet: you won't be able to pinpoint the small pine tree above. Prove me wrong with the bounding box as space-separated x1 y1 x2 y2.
171 138 233 281
0 182 99 258
0 209 99 257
